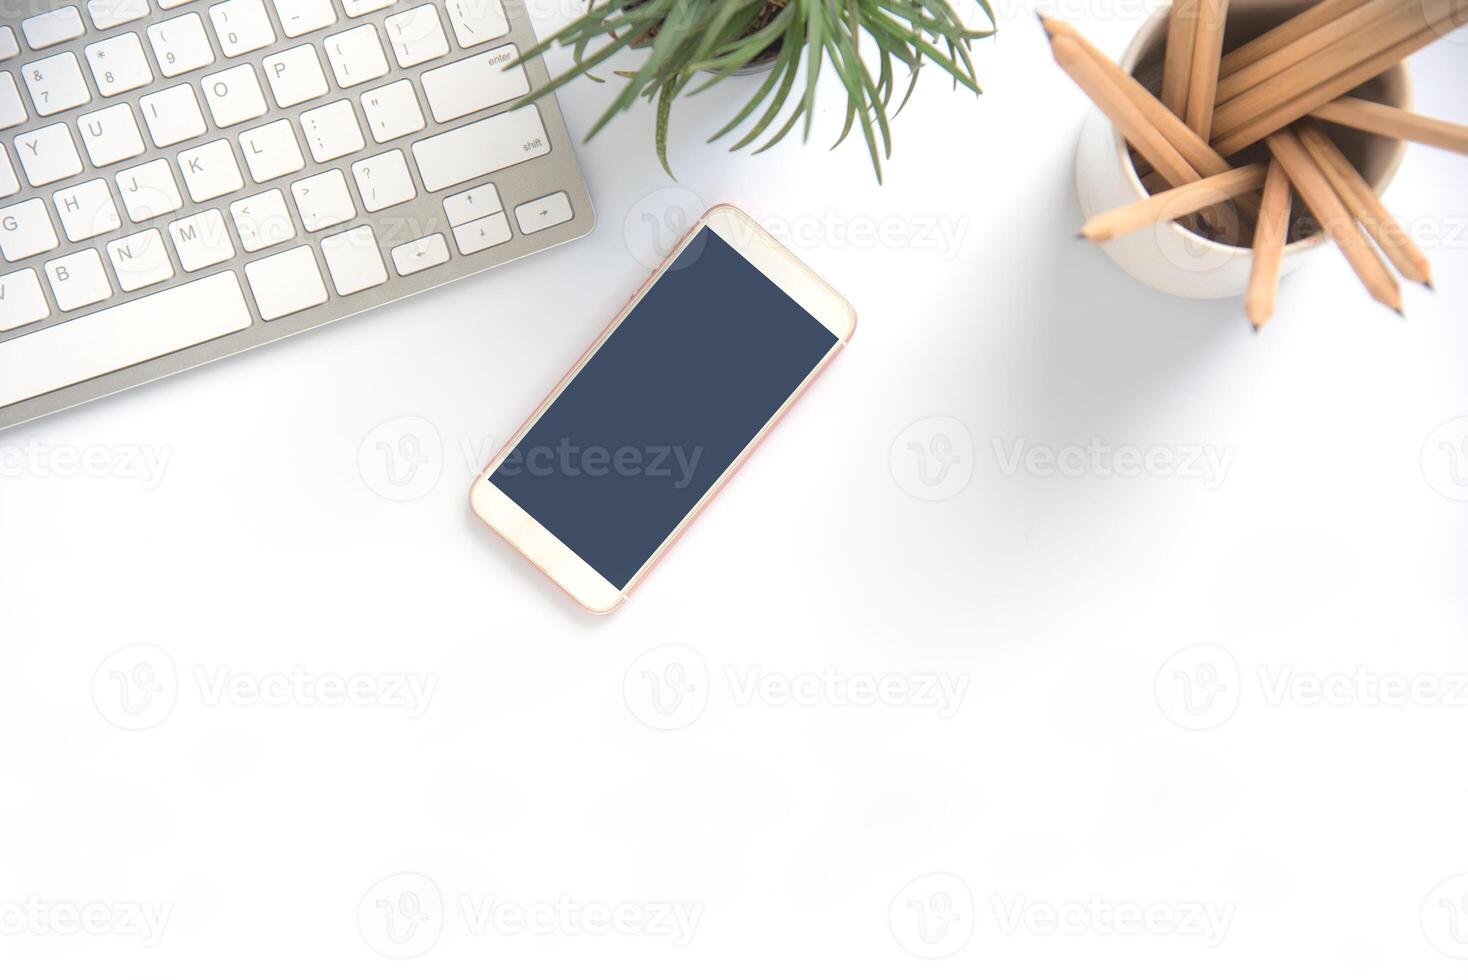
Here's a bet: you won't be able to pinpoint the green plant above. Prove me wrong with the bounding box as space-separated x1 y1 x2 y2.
513 0 994 182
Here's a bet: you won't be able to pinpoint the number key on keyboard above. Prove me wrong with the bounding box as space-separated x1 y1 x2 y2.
0 27 19 61
85 33 155 97
148 14 216 78
23 53 92 117
23 8 87 50
210 0 277 57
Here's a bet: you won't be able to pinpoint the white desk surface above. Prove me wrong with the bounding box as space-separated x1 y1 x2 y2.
3 7 1467 977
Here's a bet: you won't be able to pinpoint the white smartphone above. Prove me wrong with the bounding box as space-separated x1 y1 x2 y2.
470 205 857 613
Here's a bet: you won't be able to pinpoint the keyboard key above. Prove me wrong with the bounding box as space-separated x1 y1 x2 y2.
177 139 244 202
229 187 295 252
23 53 92 117
362 79 425 143
321 225 387 295
85 33 155 97
514 191 573 235
343 0 394 14
140 83 208 147
412 105 549 192
23 8 87 50
117 159 183 219
444 0 508 48
300 99 364 162
158 0 196 9
78 104 146 167
54 178 122 241
0 73 26 130
326 24 389 88
239 118 305 182
351 148 414 212
385 6 448 69
244 245 327 320
0 28 18 61
0 147 17 198
148 14 216 78
168 208 235 271
271 0 337 38
452 210 510 255
202 64 268 127
0 198 60 261
88 0 151 29
14 123 84 187
442 181 499 226
290 168 354 231
45 249 114 312
391 233 448 275
0 269 50 332
107 228 175 291
420 46 528 125
0 272 252 408
262 45 329 108
209 0 276 57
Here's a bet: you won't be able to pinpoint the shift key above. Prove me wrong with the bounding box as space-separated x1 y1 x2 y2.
412 106 550 193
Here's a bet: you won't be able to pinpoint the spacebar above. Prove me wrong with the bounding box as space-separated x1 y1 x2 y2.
0 272 253 409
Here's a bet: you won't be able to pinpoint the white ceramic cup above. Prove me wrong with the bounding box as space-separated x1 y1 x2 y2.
1074 0 1414 298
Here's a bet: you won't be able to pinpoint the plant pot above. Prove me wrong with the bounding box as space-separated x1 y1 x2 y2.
1073 0 1414 299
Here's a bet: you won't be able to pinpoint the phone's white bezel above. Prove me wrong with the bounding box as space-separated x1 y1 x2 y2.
470 204 857 614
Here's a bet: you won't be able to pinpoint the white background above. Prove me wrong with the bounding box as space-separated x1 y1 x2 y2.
3 1 1468 976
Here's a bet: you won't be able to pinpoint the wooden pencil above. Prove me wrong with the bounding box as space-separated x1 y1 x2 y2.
1265 128 1403 313
1038 15 1258 225
1219 0 1375 75
1298 120 1433 286
1210 0 1447 141
1048 34 1203 188
1214 0 1408 104
1310 96 1468 156
1213 2 1466 156
1246 158 1293 330
1082 164 1267 241
1185 0 1230 139
1162 0 1201 117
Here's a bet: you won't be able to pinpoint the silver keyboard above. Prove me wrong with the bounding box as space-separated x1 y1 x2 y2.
0 0 593 429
